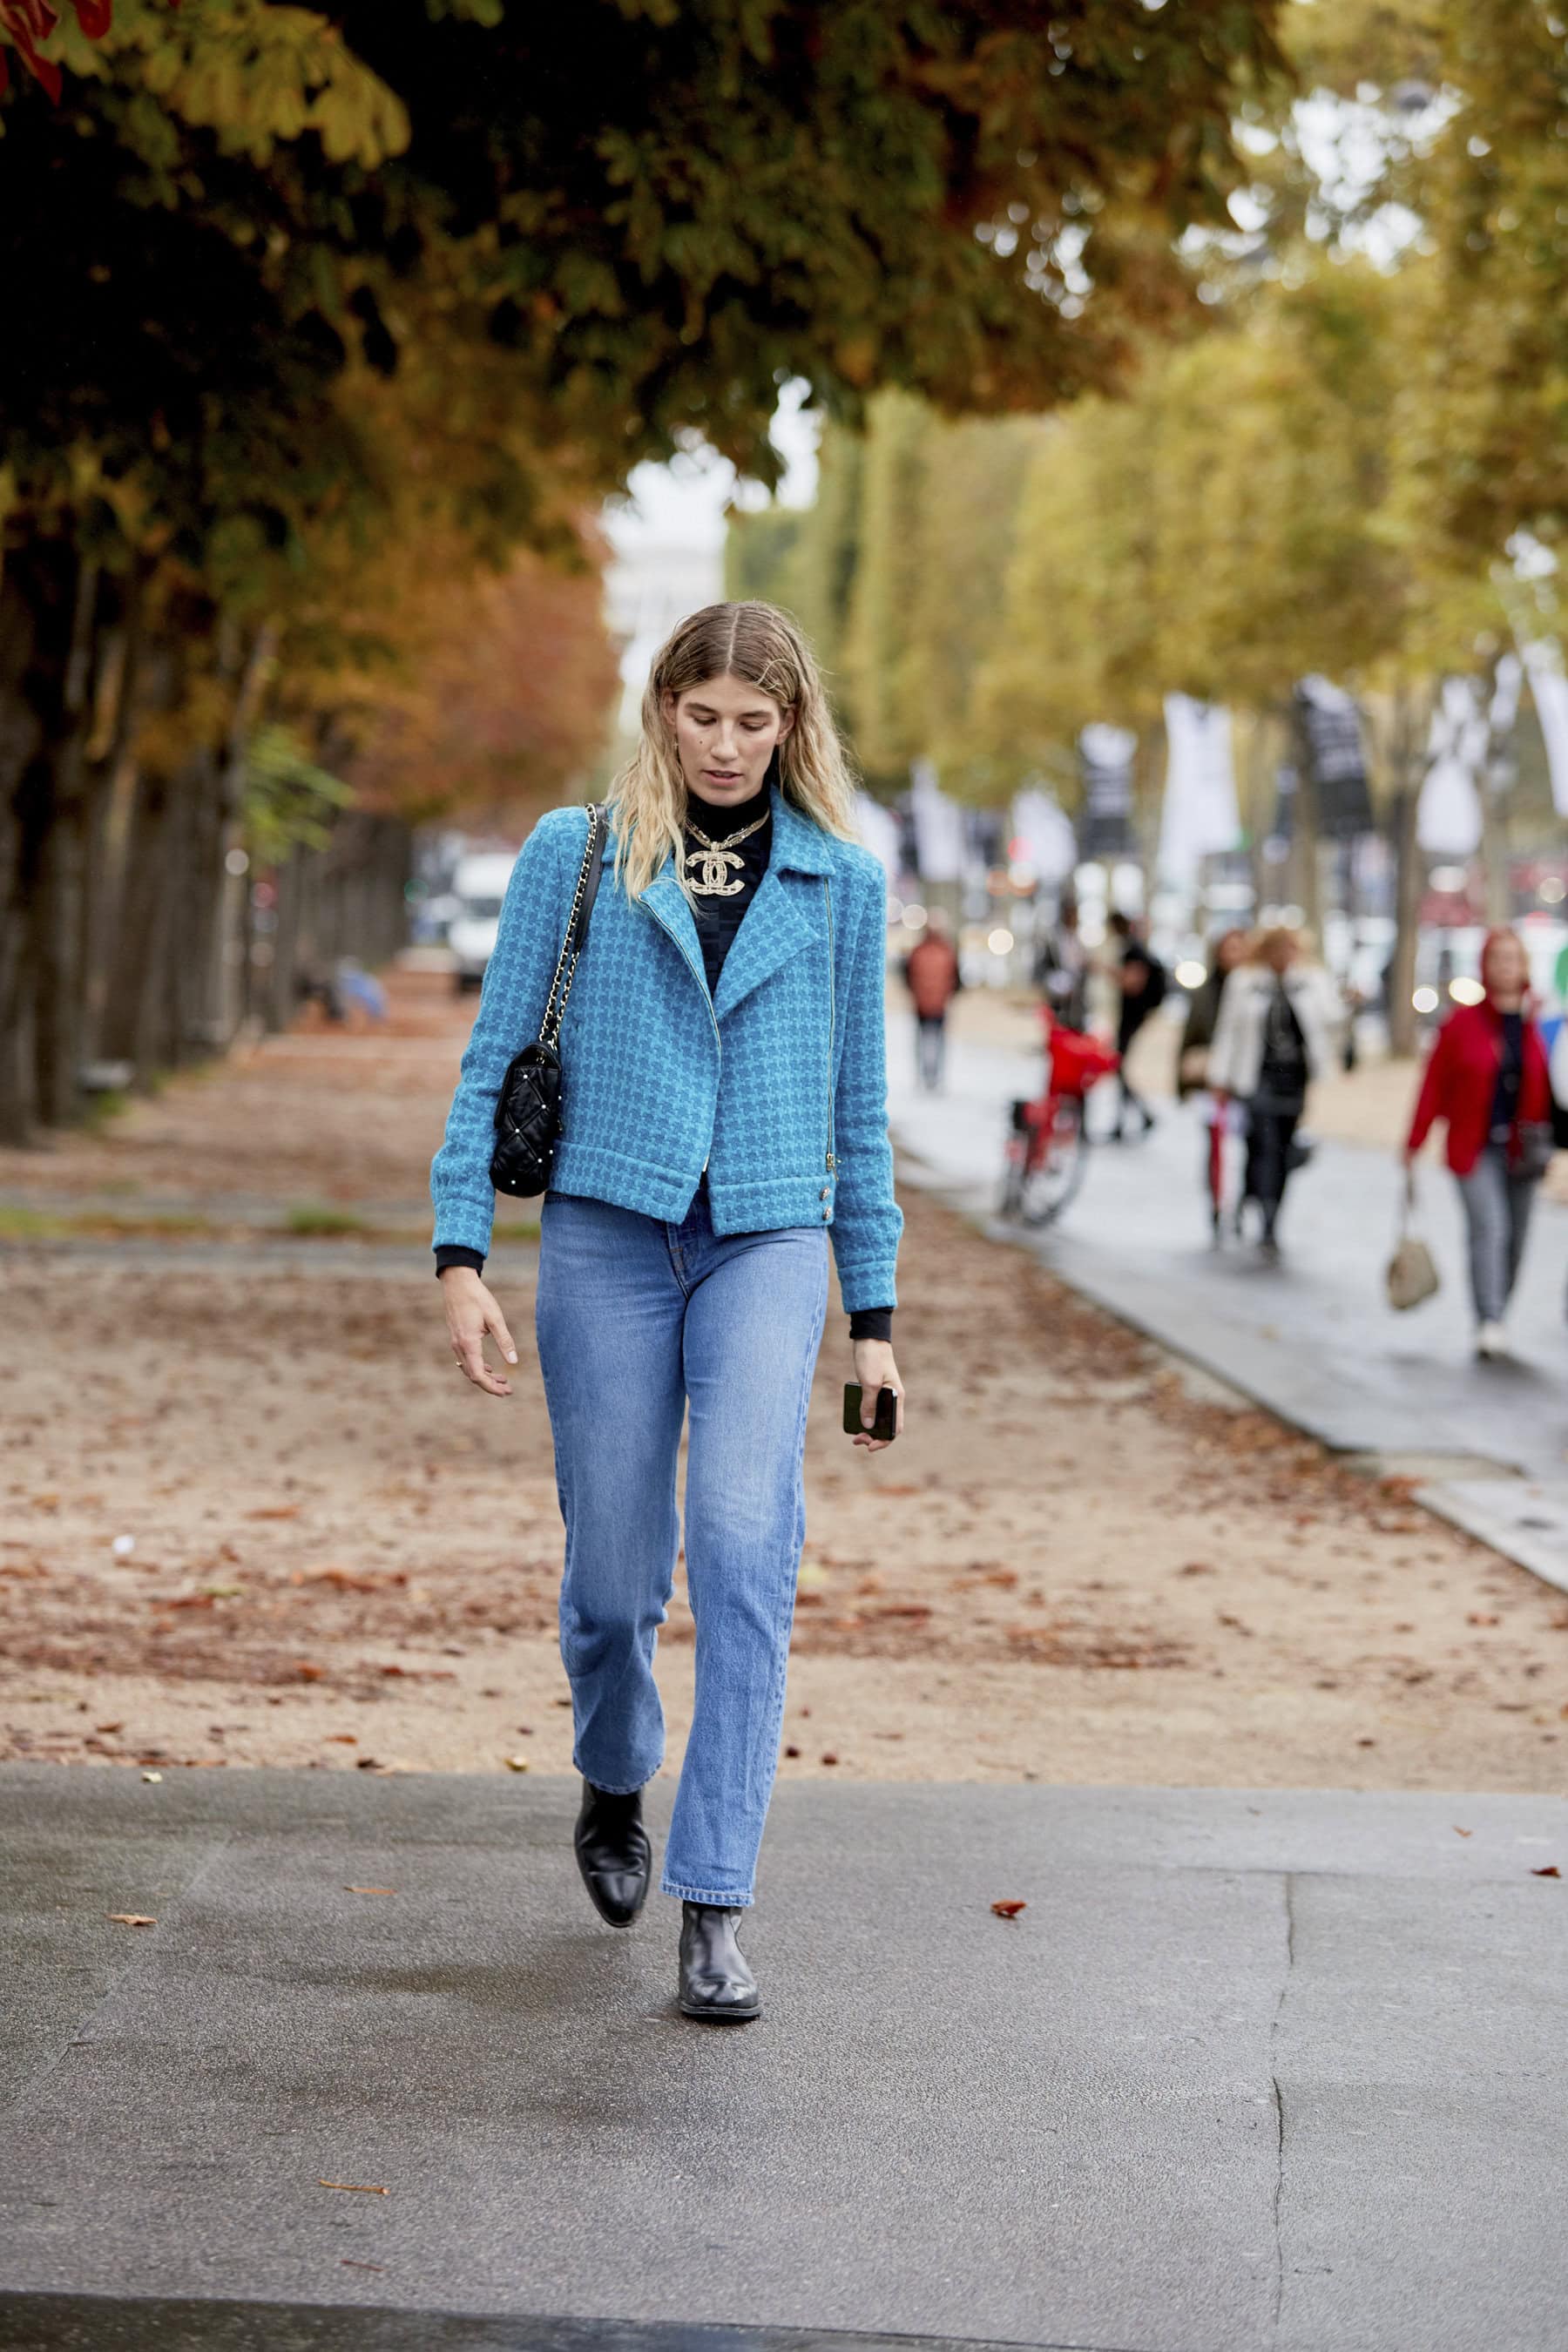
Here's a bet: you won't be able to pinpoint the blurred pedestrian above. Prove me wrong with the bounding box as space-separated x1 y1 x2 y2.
1176 928 1249 1100
1108 910 1167 1140
1179 928 1252 1240
1403 926 1553 1358
1208 926 1342 1259
1034 895 1089 1029
903 909 962 1091
432 600 904 2022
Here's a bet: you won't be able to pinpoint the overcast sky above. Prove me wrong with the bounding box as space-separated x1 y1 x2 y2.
603 382 821 558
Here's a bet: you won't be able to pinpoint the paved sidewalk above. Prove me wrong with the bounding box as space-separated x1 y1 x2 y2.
3 1768 1565 2352
887 1014 1568 1593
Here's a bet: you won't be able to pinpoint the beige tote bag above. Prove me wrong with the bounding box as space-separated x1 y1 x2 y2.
1386 1173 1440 1312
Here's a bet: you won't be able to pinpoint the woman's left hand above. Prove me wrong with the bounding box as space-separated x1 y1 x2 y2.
850 1340 904 1451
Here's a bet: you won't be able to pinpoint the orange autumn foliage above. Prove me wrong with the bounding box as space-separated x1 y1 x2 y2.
341 526 619 831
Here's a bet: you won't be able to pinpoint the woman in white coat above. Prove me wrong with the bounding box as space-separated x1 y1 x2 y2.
1207 927 1343 1256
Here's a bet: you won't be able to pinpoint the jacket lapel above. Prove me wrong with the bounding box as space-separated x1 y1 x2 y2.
640 862 710 998
618 789 832 1017
713 870 822 1021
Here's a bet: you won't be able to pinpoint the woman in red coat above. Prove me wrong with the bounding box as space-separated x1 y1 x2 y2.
1403 928 1552 1357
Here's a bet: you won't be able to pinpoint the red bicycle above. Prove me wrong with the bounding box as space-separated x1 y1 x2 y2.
999 1015 1120 1226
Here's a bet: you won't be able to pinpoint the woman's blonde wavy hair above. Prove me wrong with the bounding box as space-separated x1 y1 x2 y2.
609 601 857 902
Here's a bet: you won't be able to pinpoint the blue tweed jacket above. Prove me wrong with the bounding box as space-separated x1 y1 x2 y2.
429 787 902 1313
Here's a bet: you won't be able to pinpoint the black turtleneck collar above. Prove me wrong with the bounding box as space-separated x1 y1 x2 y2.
683 780 773 841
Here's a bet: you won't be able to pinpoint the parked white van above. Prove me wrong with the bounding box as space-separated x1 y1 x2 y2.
447 851 516 993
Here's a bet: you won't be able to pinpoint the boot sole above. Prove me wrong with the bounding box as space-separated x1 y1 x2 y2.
678 1996 761 2023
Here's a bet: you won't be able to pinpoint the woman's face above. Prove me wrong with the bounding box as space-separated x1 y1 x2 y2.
662 672 794 814
1483 936 1529 1000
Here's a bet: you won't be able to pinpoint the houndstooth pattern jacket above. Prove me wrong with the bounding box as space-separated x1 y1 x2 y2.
429 787 902 1313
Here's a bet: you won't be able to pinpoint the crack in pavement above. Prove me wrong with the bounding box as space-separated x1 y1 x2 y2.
1267 1872 1298 2346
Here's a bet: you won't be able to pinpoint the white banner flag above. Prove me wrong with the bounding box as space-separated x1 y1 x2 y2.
853 794 902 884
1159 694 1241 881
1523 644 1568 817
1417 676 1485 855
1009 789 1078 886
909 759 966 883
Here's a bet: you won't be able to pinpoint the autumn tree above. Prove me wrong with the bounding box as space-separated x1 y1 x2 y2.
1 0 1290 1139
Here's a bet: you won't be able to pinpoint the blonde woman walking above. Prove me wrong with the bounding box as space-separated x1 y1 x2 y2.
1208 926 1342 1257
430 604 904 2021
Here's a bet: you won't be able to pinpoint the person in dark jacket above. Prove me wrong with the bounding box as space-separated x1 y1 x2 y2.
1109 910 1167 1139
1176 928 1249 1101
1404 926 1553 1358
1035 896 1090 1030
903 910 962 1090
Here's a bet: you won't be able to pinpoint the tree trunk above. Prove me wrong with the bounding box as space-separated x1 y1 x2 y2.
99 758 179 1076
1476 652 1515 927
1388 781 1423 1059
1287 696 1323 938
208 623 277 1047
0 565 49 1144
266 841 307 1034
0 539 98 1139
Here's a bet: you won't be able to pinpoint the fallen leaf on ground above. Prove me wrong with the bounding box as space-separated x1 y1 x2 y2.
107 1914 156 1927
95 1722 124 1734
820 1752 840 1766
990 1900 1027 1920
140 1770 163 1784
1453 1827 1472 1837
341 2260 384 2271
1467 1612 1500 1627
248 1505 301 1520
1531 1865 1561 1878
505 1754 530 1772
345 1886 396 1896
318 2180 387 2195
294 1662 326 1682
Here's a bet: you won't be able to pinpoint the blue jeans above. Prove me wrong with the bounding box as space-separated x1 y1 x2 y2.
1456 1143 1538 1325
534 1183 829 1906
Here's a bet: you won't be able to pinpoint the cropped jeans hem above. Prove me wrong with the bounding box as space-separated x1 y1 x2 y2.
536 1184 828 1907
662 1879 754 1909
572 1765 654 1798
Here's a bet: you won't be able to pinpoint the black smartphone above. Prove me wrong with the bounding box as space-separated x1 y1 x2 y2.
843 1382 898 1442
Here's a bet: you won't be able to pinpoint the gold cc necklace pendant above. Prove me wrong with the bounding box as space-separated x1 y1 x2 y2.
683 807 769 897
686 845 747 896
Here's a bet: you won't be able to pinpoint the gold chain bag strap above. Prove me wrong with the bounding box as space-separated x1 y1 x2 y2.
489 805 605 1198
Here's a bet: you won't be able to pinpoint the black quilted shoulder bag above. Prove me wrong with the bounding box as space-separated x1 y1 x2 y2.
489 805 605 1199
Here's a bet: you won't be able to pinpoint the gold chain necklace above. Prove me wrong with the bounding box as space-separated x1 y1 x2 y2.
683 808 769 898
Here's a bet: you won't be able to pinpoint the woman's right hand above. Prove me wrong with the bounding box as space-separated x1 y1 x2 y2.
440 1267 519 1396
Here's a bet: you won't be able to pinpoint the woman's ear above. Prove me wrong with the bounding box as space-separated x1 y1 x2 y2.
777 705 797 740
659 687 679 729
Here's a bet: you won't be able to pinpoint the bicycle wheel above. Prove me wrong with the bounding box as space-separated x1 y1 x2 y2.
1020 1097 1090 1226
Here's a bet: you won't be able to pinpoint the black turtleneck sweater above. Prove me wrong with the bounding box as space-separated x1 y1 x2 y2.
685 781 774 993
436 784 894 1343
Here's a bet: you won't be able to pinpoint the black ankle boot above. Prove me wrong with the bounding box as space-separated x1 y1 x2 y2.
678 1902 760 2022
572 1781 651 1929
